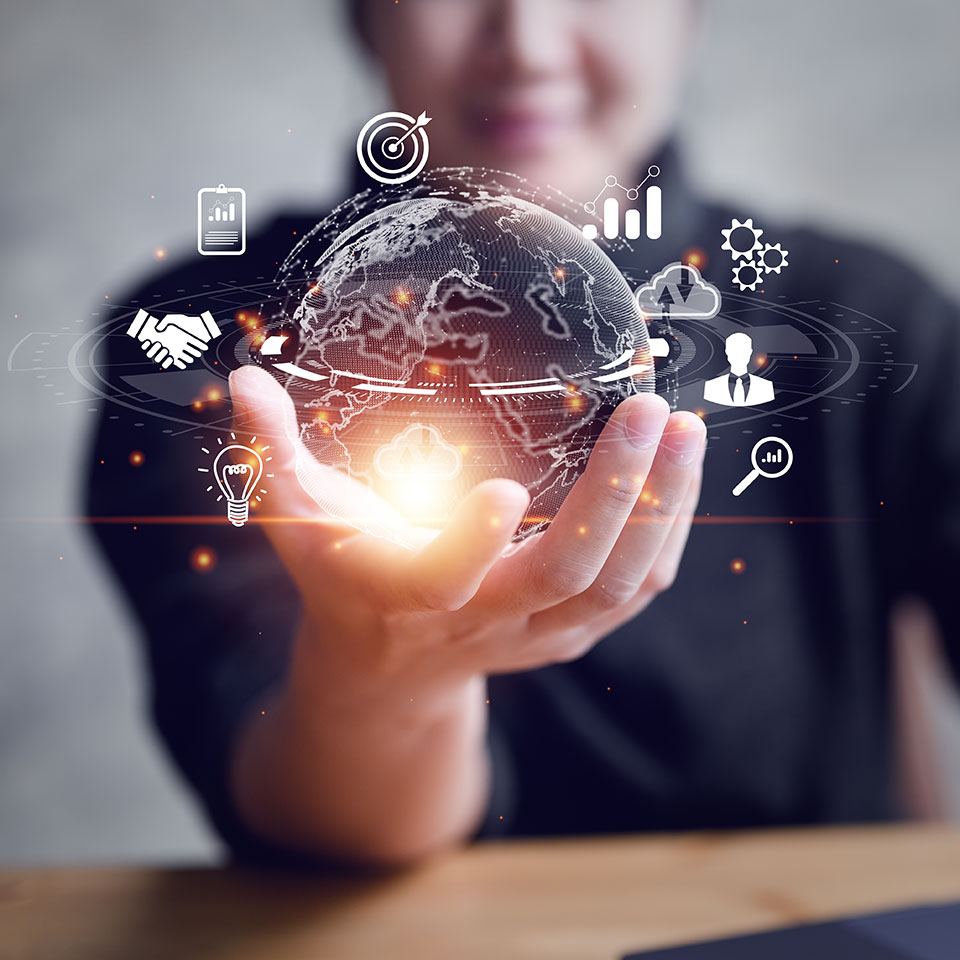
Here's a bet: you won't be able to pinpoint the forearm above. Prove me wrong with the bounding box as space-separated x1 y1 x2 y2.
230 624 491 867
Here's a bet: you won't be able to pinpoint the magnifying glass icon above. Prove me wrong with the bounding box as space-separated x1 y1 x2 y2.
732 436 794 496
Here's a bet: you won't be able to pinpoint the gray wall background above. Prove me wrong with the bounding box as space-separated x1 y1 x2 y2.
1 0 959 866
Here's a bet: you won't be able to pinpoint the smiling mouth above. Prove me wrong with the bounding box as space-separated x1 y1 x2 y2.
473 109 581 153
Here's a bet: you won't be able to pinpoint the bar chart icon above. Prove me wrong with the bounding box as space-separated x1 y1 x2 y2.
198 184 246 256
582 166 661 242
761 448 783 465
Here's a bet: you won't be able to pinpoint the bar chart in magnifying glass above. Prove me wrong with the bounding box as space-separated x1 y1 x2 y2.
582 166 661 242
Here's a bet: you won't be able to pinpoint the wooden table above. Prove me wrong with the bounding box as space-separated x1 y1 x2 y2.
3 824 959 959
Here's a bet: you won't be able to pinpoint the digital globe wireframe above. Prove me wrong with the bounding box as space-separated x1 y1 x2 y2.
271 171 654 544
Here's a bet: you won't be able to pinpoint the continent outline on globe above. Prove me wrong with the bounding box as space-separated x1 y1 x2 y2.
266 169 655 544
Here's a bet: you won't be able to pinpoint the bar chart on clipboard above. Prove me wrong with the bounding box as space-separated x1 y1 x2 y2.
197 184 246 255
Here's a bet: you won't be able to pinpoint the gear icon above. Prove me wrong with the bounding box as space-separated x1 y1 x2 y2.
732 260 763 292
721 218 764 261
758 242 789 275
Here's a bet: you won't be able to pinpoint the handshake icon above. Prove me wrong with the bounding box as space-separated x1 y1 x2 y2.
126 309 221 371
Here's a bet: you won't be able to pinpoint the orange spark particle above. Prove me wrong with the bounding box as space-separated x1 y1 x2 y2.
682 247 707 269
730 558 746 574
554 267 566 280
153 247 167 260
129 451 144 466
577 525 588 536
392 286 412 307
190 546 217 573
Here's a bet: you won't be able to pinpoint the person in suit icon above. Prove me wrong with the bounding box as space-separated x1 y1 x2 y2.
703 332 775 406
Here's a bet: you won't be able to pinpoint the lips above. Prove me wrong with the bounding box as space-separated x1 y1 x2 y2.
471 90 588 154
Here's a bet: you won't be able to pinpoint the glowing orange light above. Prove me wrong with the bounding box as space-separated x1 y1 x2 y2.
207 388 221 401
577 525 588 536
755 355 767 367
554 267 566 280
129 451 144 466
190 546 217 573
392 286 413 307
610 476 620 487
694 408 707 419
428 363 442 376
730 558 746 574
682 247 707 269
153 247 167 260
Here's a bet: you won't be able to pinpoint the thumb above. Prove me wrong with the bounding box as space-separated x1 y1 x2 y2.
228 365 318 520
228 366 408 541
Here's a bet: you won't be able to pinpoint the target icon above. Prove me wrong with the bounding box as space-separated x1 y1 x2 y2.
356 110 432 185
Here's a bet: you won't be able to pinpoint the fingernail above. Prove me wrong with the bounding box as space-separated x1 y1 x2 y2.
661 419 705 465
624 403 668 450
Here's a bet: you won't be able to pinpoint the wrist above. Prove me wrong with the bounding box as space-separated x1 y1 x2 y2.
282 615 483 731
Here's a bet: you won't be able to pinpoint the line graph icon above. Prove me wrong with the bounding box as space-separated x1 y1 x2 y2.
582 165 661 242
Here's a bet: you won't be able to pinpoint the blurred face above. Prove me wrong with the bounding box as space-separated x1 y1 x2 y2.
362 0 699 199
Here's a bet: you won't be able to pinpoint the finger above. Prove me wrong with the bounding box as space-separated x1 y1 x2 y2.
394 479 530 613
630 449 704 611
529 412 705 634
487 392 670 615
229 365 331 521
145 341 161 359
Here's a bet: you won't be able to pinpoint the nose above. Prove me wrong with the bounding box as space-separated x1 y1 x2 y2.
490 0 580 78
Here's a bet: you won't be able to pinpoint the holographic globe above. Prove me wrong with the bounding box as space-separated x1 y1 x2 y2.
272 173 654 542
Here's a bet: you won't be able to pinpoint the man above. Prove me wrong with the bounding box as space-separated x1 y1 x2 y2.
88 0 960 867
703 332 775 407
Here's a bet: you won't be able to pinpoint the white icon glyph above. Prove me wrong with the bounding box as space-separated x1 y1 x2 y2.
357 110 432 185
703 332 775 407
126 310 221 371
198 184 246 256
582 166 661 242
198 433 274 528
732 436 793 497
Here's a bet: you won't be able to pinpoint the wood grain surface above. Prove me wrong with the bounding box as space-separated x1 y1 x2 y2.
3 824 959 959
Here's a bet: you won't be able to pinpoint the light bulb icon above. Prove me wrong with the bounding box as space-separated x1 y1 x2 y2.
213 445 263 527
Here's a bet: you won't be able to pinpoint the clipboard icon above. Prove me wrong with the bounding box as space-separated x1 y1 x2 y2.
197 184 246 256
